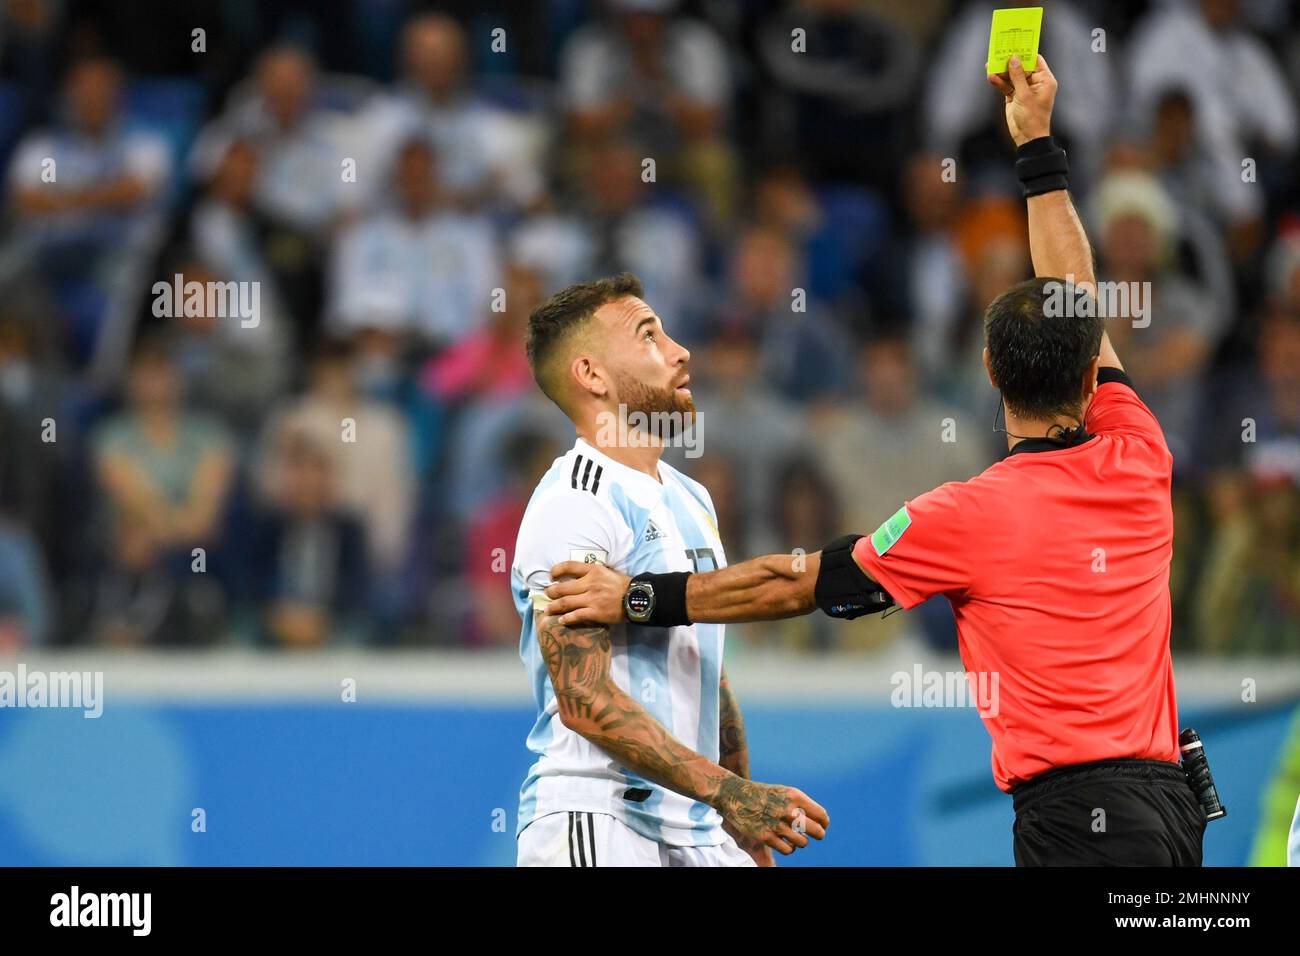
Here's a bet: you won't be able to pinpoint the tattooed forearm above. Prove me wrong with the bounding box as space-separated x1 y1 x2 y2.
536 612 734 806
535 611 801 848
718 667 750 779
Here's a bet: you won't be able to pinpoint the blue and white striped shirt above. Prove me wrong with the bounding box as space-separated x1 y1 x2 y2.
512 437 728 846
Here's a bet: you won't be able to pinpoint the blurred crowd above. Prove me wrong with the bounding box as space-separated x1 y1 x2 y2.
0 0 1298 653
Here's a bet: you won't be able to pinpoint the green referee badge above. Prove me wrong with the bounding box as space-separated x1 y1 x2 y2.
871 505 912 556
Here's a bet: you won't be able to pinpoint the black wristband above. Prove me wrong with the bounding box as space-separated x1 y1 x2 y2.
1015 135 1069 198
631 572 692 628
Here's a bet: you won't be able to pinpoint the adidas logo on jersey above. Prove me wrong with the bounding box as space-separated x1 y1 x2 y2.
644 520 666 542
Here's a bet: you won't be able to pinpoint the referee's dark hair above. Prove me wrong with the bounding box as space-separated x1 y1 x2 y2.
984 276 1104 420
526 271 644 408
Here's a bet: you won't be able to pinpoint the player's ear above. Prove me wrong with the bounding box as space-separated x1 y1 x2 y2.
983 347 998 389
571 354 608 400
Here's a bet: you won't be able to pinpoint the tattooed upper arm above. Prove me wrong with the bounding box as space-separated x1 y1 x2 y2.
536 611 613 729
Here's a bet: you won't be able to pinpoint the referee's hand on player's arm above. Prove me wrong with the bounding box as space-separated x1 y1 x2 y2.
544 561 632 626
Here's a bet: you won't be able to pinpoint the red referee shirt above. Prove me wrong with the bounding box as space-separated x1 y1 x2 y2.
852 368 1181 792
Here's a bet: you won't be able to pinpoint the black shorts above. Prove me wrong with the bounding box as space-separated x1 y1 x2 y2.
1011 759 1207 866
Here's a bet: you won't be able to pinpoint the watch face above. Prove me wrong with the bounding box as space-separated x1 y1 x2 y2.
626 584 654 620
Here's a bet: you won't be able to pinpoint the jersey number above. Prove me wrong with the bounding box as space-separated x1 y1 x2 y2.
685 548 717 572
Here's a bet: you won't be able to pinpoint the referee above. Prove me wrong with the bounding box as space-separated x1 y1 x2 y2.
541 54 1207 866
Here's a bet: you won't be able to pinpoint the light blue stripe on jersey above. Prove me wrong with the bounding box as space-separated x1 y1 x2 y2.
661 477 725 846
607 482 662 577
515 460 566 835
516 574 553 833
606 483 674 842
622 623 674 842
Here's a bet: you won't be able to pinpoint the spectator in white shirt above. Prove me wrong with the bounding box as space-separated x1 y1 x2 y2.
509 137 702 333
1129 0 1297 158
355 12 543 213
1127 0 1297 261
9 56 170 242
7 56 171 365
191 45 350 235
329 137 500 349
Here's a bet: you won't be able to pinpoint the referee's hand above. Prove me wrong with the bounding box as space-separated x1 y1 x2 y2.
987 53 1057 147
544 561 630 626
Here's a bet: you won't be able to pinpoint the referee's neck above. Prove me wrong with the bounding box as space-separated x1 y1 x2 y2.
1003 410 1086 451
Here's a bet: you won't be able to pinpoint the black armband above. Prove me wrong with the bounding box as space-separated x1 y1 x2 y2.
814 534 895 620
1015 135 1069 198
627 571 692 628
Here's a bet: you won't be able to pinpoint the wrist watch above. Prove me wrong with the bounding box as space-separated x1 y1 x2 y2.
623 579 656 623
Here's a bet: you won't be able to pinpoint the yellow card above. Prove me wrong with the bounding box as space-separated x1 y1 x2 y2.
987 7 1042 75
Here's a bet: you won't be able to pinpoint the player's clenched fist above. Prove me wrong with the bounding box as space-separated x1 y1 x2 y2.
712 779 830 857
987 54 1057 147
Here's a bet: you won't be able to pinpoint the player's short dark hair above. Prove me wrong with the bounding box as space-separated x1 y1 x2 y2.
984 277 1104 420
526 272 645 407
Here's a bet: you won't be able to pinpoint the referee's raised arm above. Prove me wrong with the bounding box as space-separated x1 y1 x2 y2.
990 54 1123 373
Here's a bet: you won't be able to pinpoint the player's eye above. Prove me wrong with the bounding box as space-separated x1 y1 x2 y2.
643 329 656 342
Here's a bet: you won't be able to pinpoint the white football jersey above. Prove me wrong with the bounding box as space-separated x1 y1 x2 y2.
512 437 728 847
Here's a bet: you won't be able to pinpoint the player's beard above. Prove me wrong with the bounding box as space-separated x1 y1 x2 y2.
613 372 695 443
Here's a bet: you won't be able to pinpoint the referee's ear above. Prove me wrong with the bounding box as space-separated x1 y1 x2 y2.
1081 354 1101 404
983 347 998 389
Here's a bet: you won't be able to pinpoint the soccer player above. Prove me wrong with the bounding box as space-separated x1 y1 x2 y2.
541 57 1208 866
511 273 829 867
